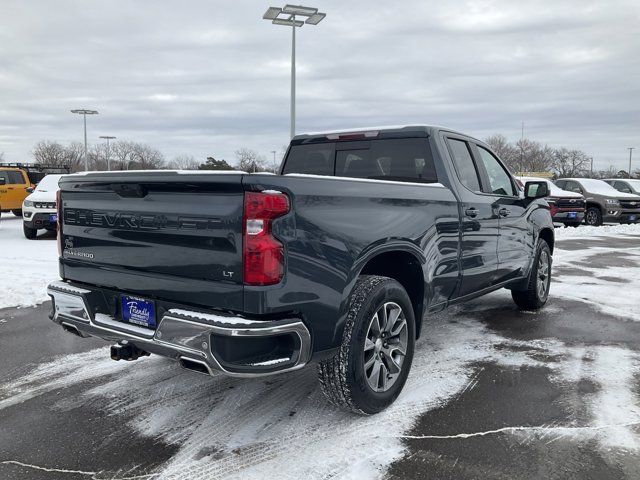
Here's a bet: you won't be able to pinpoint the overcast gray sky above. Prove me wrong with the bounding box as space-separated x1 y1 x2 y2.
1 0 638 169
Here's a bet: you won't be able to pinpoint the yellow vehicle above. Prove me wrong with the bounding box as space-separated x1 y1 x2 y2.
0 164 70 217
0 167 34 216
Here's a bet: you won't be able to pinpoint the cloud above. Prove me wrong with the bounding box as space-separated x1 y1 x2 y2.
0 0 638 169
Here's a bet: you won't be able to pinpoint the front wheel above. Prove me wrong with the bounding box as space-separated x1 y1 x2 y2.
511 239 552 310
12 209 22 217
23 224 37 239
317 275 416 415
585 207 602 226
563 222 581 228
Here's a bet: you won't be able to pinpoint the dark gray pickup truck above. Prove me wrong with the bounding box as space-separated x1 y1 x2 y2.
48 125 554 414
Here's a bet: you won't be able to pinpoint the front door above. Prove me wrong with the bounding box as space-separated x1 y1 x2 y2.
472 144 533 282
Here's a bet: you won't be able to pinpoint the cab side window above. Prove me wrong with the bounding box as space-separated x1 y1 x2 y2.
476 146 516 196
446 138 481 192
7 171 25 184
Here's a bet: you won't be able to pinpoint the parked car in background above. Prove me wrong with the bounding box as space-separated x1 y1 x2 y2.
555 178 640 226
0 166 34 218
0 163 69 219
22 174 63 239
518 176 586 227
603 178 640 195
47 125 554 414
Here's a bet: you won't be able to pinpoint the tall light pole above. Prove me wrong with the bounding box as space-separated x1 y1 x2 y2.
271 150 277 172
71 109 99 171
99 135 116 171
628 147 635 179
263 5 326 140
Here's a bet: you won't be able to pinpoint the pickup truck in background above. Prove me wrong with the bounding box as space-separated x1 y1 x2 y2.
517 176 586 227
555 178 640 226
48 125 554 414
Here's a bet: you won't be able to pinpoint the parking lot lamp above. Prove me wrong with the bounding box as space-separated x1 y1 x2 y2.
99 136 116 171
71 109 99 171
628 147 635 179
263 5 326 139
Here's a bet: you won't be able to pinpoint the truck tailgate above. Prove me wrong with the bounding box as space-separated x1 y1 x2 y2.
59 171 245 310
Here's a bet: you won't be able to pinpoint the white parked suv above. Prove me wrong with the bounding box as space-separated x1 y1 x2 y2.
22 174 63 239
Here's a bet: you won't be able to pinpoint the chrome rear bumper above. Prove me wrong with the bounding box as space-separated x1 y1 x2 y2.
47 280 312 377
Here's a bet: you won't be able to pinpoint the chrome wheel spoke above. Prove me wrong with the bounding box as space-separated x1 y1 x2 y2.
364 337 376 352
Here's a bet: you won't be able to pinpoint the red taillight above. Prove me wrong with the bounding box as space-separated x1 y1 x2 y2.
56 189 62 257
243 191 290 286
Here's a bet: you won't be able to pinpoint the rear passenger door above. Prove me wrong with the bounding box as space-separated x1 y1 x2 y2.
444 136 499 296
472 144 532 283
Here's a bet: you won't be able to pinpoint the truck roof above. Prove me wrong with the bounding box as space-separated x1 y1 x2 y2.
294 125 478 142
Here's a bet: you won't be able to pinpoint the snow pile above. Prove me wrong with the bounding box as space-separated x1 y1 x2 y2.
555 223 640 240
0 215 59 309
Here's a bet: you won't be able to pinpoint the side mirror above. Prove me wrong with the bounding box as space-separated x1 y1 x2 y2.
0 178 6 185
26 187 34 193
524 181 549 199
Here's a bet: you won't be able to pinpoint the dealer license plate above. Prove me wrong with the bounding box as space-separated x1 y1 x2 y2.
121 295 156 328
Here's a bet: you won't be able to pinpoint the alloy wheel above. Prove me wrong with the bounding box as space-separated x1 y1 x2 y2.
363 302 408 393
537 250 551 300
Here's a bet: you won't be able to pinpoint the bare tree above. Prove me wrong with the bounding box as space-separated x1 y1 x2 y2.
111 140 137 170
484 134 517 170
130 144 165 170
32 140 67 166
552 148 591 178
166 154 199 170
235 148 267 172
515 139 555 174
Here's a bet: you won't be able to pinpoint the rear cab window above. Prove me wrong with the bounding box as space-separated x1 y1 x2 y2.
282 137 438 184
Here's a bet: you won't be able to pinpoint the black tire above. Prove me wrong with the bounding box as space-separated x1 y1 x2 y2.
23 224 37 239
563 222 581 228
511 239 552 310
317 275 416 415
585 207 602 226
12 209 22 217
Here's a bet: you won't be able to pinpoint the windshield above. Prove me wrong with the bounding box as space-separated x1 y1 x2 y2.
577 178 622 194
35 174 62 192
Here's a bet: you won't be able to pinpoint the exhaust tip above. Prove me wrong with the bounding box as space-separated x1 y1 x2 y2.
179 357 212 376
61 322 84 338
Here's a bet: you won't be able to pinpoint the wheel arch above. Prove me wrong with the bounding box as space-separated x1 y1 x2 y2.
352 245 426 338
538 227 555 254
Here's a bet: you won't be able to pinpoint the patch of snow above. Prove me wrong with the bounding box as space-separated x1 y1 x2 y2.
554 223 640 240
0 216 59 308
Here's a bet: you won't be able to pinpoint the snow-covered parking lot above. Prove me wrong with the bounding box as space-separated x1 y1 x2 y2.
1 214 640 479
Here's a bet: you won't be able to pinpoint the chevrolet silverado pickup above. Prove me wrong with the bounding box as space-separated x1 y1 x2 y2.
48 125 554 414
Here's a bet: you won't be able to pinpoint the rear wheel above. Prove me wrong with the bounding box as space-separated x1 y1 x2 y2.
317 275 415 415
12 209 22 217
585 207 602 226
23 224 37 239
511 239 552 310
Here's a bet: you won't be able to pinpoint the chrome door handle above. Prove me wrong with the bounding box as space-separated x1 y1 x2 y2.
465 208 479 218
499 208 511 217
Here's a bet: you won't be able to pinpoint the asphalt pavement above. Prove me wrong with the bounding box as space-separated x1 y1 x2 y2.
1 235 639 479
